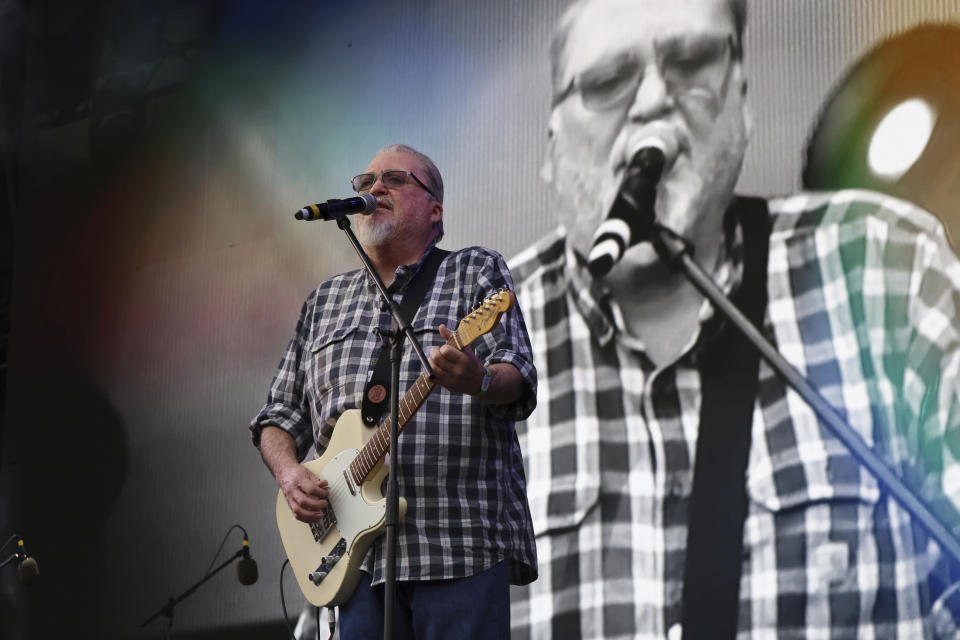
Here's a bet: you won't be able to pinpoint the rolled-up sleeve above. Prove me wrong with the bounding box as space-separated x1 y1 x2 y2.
475 251 538 422
249 296 316 462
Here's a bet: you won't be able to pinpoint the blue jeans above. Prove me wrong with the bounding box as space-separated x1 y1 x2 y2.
339 561 510 639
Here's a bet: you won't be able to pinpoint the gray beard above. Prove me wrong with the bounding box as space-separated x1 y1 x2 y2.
355 218 396 247
549 154 610 257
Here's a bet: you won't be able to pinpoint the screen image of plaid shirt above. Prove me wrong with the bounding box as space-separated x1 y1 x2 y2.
507 190 960 639
251 245 538 587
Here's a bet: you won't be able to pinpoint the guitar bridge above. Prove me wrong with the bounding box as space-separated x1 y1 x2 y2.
308 538 347 585
309 503 338 543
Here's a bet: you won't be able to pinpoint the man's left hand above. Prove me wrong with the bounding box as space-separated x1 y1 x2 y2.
429 323 486 395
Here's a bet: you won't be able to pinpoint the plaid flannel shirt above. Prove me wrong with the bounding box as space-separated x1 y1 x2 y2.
251 245 538 586
507 190 960 639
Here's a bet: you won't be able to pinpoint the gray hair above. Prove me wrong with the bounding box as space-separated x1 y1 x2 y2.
377 143 445 242
549 0 747 97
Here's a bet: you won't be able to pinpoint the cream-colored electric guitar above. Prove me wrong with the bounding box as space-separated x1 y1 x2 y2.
276 289 516 607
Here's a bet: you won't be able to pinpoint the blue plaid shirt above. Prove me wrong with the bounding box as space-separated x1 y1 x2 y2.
508 190 960 639
252 245 538 586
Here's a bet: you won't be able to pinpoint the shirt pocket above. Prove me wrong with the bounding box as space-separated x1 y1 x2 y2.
411 315 452 353
309 325 367 406
746 446 883 601
748 445 881 510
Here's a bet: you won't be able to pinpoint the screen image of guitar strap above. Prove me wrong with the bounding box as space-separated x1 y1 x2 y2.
361 247 450 426
681 196 770 640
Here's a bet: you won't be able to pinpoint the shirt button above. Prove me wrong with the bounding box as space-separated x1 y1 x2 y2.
667 622 682 640
666 476 687 498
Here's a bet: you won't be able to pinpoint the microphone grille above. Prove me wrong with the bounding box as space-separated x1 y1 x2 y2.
18 557 39 584
627 136 669 181
237 558 258 585
359 192 378 214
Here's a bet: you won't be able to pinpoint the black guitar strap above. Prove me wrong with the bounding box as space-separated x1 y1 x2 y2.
681 196 771 640
360 247 449 426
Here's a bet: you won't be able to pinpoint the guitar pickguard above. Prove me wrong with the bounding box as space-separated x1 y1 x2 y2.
318 448 387 546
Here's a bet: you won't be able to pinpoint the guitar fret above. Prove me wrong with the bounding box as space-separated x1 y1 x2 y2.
377 426 388 457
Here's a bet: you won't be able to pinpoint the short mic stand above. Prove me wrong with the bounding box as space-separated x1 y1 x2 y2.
139 546 248 638
334 215 434 640
648 223 960 568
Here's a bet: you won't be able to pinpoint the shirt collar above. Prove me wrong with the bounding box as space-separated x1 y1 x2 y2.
364 239 441 295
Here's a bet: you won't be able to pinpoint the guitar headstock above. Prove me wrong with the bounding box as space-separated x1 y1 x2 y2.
456 288 515 346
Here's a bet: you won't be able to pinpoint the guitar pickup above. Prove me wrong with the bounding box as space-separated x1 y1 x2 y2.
308 538 347 585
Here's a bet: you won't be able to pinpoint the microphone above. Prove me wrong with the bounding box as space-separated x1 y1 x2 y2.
236 536 258 586
295 192 378 221
16 538 38 585
587 139 668 277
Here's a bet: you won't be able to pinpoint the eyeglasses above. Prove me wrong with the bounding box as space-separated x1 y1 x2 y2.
350 170 437 199
553 33 738 112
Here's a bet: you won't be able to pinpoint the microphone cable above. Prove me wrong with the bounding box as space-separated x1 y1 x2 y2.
280 559 299 640
200 524 247 579
280 558 334 640
0 533 19 556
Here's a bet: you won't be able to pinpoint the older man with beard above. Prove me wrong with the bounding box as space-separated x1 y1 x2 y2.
252 144 538 638
508 0 960 638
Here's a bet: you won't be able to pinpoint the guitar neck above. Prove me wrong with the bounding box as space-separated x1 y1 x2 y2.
348 330 468 484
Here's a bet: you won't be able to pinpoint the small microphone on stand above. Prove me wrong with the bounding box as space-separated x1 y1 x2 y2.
17 538 38 585
237 535 258 586
587 138 669 277
0 536 39 585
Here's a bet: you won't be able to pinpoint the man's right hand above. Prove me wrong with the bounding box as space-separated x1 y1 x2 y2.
277 464 329 524
258 425 330 523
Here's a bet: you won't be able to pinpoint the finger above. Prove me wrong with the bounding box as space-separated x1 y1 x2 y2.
438 323 453 340
304 480 330 501
291 501 325 523
436 344 465 366
287 492 326 522
287 472 328 500
428 346 446 372
302 485 329 501
293 483 327 506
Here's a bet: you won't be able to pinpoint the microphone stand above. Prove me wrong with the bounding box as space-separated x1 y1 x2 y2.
139 547 248 638
0 553 22 570
334 216 435 640
0 534 24 572
648 223 960 568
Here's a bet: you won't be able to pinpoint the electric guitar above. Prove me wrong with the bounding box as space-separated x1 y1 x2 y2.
276 289 516 607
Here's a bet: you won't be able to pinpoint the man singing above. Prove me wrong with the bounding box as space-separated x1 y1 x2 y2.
252 144 538 638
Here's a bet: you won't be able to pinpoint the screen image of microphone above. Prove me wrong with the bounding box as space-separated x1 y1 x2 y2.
237 537 258 586
295 192 378 221
587 141 668 278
